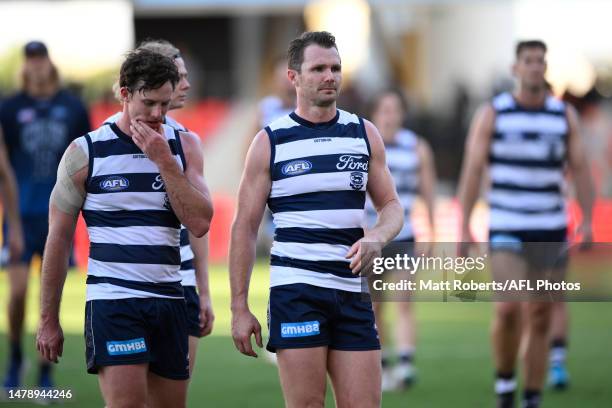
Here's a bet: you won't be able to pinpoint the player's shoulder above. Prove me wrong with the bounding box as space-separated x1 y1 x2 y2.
544 94 566 112
491 91 515 111
266 112 298 133
336 108 361 126
164 115 187 132
102 111 122 125
0 91 27 114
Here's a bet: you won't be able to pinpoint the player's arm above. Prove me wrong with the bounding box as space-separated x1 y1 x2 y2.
457 104 495 241
0 126 23 262
348 120 403 274
417 138 437 240
130 120 213 237
229 129 271 357
37 141 88 363
190 231 214 337
566 105 595 243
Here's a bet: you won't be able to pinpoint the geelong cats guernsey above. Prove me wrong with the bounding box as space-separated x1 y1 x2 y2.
102 112 195 286
266 109 371 293
78 122 187 300
365 129 419 241
489 92 568 232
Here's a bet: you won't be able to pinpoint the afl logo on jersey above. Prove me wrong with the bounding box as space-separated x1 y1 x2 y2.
100 176 129 192
282 160 313 176
349 171 364 190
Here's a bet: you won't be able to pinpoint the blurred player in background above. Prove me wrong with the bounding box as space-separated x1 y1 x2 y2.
230 31 403 407
458 40 594 408
104 39 215 380
366 88 436 391
0 41 90 390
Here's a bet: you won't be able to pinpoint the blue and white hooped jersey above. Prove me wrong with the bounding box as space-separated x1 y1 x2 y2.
78 122 187 300
365 129 419 241
102 112 195 286
489 92 568 231
266 109 371 293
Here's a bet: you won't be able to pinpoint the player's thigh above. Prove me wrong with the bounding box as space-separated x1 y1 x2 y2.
277 347 328 408
188 335 199 377
146 371 188 408
6 263 30 298
98 364 148 408
328 349 381 408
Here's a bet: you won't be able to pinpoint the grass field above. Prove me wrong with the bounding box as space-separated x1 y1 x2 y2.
0 263 611 407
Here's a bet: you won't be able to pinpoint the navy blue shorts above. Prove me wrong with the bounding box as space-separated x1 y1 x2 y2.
489 228 569 269
85 298 189 380
267 283 380 353
183 286 201 337
2 215 48 263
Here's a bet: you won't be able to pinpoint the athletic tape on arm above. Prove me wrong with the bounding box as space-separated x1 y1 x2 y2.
50 142 88 215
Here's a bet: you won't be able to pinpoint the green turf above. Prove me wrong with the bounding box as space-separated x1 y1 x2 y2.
0 264 611 407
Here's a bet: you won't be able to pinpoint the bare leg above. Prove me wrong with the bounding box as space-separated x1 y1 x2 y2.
277 347 328 408
328 349 381 408
98 364 148 408
522 302 553 391
146 371 189 408
187 335 199 378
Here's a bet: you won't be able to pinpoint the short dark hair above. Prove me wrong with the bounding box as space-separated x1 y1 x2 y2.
119 49 179 95
287 31 338 72
515 40 547 59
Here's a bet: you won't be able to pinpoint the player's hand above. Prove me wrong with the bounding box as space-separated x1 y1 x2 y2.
36 319 64 363
7 223 24 263
458 227 475 257
199 295 215 337
130 120 173 165
347 234 383 276
231 307 263 358
576 221 593 251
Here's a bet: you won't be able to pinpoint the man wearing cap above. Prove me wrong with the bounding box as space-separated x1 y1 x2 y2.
0 41 91 389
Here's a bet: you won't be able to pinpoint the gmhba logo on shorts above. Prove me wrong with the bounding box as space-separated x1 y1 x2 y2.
281 160 313 176
281 321 320 338
106 337 147 355
100 175 129 192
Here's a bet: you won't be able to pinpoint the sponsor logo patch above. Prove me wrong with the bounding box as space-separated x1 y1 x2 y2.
106 337 147 355
100 176 129 192
336 154 368 171
281 160 313 176
281 321 320 338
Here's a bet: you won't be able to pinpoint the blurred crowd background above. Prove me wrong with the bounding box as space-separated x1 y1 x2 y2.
1 0 611 264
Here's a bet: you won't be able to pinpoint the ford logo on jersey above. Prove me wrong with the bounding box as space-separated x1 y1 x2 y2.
281 160 313 176
100 176 129 192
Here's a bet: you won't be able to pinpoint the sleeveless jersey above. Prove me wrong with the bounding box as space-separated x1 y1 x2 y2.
489 92 568 231
80 122 187 300
102 111 195 286
266 109 370 293
365 129 419 240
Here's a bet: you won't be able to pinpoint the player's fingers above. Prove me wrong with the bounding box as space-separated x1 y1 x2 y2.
254 324 263 349
241 336 256 357
345 241 359 259
58 338 64 357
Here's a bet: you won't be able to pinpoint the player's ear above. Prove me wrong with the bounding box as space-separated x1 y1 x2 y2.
119 86 131 102
288 69 298 86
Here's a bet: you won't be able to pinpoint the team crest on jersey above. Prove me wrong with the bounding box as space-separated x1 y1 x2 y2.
100 176 129 192
281 160 313 176
349 171 364 190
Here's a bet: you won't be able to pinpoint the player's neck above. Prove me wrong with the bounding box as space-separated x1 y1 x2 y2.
380 125 400 143
513 87 547 108
294 104 337 124
115 112 134 137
